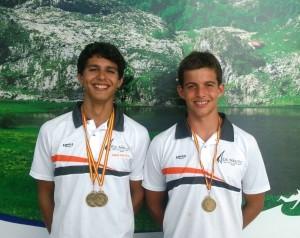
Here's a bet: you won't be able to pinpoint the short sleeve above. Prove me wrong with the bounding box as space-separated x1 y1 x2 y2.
29 123 55 181
242 135 270 194
142 136 167 191
129 125 150 181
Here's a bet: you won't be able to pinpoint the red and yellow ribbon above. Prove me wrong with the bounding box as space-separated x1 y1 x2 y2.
191 117 221 192
81 108 114 190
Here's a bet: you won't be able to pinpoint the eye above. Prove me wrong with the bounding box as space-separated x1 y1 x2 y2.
107 68 117 74
185 84 196 90
88 67 98 72
107 69 116 74
205 82 216 88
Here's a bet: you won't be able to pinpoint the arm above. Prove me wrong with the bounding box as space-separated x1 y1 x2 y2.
145 189 166 230
37 180 55 233
130 180 144 213
242 192 265 229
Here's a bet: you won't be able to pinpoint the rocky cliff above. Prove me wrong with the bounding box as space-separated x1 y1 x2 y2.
0 0 299 105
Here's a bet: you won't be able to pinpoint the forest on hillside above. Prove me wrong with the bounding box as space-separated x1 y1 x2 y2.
123 0 299 31
1 0 299 31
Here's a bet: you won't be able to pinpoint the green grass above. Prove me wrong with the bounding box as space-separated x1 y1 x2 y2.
271 95 300 106
135 204 160 232
0 100 73 114
0 126 42 220
255 21 300 62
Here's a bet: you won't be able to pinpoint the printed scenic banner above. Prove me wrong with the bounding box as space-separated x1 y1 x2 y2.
0 0 299 237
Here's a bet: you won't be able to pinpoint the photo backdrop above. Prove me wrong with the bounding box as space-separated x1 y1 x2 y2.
0 0 299 237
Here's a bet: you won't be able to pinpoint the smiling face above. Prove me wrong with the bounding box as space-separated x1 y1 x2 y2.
77 55 123 105
177 67 224 121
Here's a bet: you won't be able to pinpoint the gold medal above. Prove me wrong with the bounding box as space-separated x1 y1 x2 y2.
86 191 97 207
94 191 108 207
202 196 216 212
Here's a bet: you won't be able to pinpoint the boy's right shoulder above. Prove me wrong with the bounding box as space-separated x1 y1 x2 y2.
151 123 177 143
41 111 73 130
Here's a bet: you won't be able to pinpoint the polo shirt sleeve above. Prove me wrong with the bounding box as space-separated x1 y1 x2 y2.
142 135 166 191
29 122 55 181
242 134 270 194
130 126 150 181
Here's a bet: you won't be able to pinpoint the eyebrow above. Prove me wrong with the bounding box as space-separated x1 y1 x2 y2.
86 65 118 71
184 82 197 86
184 81 217 85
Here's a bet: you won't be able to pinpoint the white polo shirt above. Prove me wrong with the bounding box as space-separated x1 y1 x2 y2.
30 102 150 238
143 113 270 238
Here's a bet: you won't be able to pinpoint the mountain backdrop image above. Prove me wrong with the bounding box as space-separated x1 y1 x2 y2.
0 0 299 106
0 1 300 237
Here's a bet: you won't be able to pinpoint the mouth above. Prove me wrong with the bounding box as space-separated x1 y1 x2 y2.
194 100 209 105
94 84 109 89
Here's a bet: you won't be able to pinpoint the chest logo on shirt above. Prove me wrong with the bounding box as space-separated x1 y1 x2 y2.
176 155 186 160
109 139 130 153
63 143 74 148
217 151 243 166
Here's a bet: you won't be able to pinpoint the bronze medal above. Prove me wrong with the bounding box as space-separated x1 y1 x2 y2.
94 191 108 207
202 196 216 212
86 192 97 207
82 108 115 207
191 118 221 213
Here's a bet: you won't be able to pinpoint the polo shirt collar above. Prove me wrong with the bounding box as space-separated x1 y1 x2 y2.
72 101 124 131
175 112 234 142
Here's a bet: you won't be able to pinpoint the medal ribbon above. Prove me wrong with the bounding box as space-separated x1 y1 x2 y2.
81 108 115 190
191 117 221 193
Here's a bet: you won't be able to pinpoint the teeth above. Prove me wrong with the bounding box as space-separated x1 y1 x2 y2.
195 101 208 105
95 85 108 89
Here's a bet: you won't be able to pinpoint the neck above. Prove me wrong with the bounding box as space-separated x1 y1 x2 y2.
187 113 221 142
82 101 114 128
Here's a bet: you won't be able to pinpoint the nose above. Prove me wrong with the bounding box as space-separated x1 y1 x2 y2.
196 85 205 97
97 69 106 80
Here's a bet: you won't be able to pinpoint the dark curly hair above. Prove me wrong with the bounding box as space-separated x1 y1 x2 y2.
77 42 126 79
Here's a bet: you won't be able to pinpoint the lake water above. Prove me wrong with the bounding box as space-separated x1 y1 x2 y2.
125 106 300 196
21 106 300 195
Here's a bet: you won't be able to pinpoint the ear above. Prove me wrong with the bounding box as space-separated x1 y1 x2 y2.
217 83 225 98
77 73 84 85
177 85 185 100
117 77 124 88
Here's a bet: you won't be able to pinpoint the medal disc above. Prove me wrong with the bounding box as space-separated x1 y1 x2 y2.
202 196 216 212
94 191 108 207
86 192 97 207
